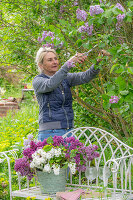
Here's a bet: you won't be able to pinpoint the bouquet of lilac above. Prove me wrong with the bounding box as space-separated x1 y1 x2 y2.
14 135 99 180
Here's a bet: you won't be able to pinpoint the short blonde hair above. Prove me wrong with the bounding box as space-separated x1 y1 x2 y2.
35 47 57 73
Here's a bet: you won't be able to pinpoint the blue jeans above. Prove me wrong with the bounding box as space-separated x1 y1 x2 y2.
38 128 72 141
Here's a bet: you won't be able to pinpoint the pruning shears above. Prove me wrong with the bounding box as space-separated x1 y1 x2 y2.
83 44 98 56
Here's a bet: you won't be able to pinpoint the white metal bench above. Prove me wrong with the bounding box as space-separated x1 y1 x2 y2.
1 127 133 200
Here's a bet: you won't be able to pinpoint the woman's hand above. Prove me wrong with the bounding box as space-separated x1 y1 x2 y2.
68 53 87 64
97 50 111 63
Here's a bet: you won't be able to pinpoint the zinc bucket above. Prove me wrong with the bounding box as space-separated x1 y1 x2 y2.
36 169 66 194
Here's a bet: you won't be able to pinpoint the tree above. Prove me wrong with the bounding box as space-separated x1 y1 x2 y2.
1 0 133 137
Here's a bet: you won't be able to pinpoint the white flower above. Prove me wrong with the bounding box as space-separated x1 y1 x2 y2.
41 151 47 158
49 148 55 156
52 164 60 175
30 161 35 168
68 162 76 174
54 148 61 157
32 151 38 158
46 152 53 160
43 164 51 173
37 149 44 155
39 157 46 164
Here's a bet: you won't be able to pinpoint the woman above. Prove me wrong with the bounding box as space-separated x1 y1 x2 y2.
33 47 107 141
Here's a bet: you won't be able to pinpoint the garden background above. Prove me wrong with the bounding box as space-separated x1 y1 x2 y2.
0 0 133 199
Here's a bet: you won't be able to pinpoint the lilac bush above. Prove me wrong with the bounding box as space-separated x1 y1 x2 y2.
14 134 99 180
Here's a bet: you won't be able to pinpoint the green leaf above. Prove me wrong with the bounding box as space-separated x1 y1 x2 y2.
62 163 68 169
43 145 52 152
119 104 130 114
115 77 126 90
107 91 116 96
125 94 133 103
75 39 82 47
107 17 113 25
128 67 133 75
47 136 53 144
110 64 119 73
120 90 129 95
101 94 111 110
70 149 77 158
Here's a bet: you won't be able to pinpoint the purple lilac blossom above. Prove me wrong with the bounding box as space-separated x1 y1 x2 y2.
78 25 87 33
14 157 34 180
118 37 125 44
99 0 106 3
27 134 33 141
23 148 35 159
116 14 125 30
89 5 104 16
109 96 119 104
38 31 63 50
116 3 124 12
30 141 37 151
76 8 88 21
74 1 78 6
59 5 66 13
86 23 93 36
37 37 42 43
78 22 93 36
115 3 125 30
52 135 66 147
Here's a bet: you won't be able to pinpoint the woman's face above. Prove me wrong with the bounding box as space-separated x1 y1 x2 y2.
40 52 59 76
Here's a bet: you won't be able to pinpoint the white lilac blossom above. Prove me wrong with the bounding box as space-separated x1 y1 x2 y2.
68 162 76 174
54 148 61 157
43 164 51 173
30 162 35 169
89 5 104 16
76 8 88 21
52 164 60 175
46 152 53 160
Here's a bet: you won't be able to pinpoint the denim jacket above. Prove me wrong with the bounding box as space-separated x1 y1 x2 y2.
32 63 99 131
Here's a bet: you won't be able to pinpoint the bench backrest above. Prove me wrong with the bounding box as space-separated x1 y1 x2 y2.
63 127 133 193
